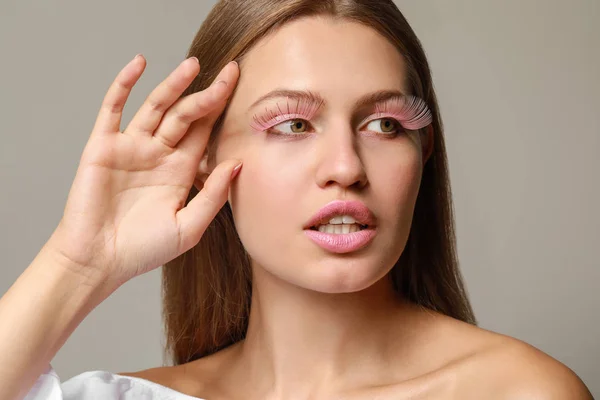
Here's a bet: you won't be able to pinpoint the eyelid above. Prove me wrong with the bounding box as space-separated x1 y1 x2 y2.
250 113 310 132
358 112 398 128
251 98 323 131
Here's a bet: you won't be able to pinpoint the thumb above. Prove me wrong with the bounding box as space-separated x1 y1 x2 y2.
176 159 242 252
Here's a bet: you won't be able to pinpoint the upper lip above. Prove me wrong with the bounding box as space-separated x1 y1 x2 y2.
304 200 377 229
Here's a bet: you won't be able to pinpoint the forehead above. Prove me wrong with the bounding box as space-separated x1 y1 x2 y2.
234 16 409 110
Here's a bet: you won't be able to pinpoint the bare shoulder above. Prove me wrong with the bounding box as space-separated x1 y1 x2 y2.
116 365 178 387
457 329 593 399
115 345 238 397
414 311 592 399
116 363 214 398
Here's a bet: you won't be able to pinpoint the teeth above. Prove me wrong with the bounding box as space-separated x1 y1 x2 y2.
328 215 358 225
317 224 362 234
310 215 368 234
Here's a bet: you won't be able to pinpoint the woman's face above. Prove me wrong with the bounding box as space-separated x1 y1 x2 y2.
211 16 432 293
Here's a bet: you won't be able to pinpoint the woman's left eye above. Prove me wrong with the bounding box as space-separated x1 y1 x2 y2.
364 118 402 134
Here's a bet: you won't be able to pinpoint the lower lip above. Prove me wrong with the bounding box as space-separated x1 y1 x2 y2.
303 228 377 254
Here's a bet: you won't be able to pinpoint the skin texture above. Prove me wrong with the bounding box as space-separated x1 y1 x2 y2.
120 16 592 399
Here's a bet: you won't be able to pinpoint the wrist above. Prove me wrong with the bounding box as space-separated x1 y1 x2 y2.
35 240 119 296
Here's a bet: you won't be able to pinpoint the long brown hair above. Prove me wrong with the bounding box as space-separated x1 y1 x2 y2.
162 0 476 367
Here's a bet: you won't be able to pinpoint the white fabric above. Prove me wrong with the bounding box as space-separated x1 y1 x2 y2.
23 364 204 399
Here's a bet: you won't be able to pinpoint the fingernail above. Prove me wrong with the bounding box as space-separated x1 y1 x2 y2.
134 53 143 60
231 162 242 179
214 80 228 87
189 56 199 64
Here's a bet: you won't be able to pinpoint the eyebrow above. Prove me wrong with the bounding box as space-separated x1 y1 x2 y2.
248 88 407 112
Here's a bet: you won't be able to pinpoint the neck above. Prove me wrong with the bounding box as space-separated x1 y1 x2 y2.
229 265 426 398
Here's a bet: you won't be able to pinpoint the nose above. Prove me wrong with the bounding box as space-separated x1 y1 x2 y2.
314 121 368 190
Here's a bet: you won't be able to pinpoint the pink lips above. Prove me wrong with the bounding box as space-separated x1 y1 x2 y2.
304 228 376 254
303 200 377 254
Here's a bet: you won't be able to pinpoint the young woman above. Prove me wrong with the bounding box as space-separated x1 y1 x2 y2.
2 1 592 399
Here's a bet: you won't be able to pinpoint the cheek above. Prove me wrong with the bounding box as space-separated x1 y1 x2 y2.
232 149 304 201
227 150 315 277
228 150 306 245
371 146 423 221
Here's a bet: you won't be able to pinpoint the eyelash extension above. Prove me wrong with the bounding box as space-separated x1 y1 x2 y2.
373 95 432 130
251 98 324 131
250 94 432 134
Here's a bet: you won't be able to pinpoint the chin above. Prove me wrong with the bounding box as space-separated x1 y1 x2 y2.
273 257 394 294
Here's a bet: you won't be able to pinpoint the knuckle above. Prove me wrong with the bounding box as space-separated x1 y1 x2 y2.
115 78 133 92
201 190 218 208
201 176 227 208
101 82 131 114
194 92 216 114
171 104 194 125
146 95 168 113
101 101 123 115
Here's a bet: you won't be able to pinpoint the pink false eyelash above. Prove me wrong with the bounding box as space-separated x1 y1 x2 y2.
251 94 432 132
251 98 324 131
374 95 433 131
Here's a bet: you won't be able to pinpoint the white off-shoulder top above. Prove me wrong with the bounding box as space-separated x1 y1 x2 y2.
23 364 205 399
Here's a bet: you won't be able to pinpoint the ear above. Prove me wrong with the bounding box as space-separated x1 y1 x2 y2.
421 125 434 164
193 152 211 191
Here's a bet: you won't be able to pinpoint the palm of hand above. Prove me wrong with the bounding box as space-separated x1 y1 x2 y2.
64 132 197 283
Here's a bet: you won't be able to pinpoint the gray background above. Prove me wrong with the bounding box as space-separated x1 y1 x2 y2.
1 0 598 395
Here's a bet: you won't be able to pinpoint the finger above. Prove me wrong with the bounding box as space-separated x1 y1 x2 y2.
175 159 242 252
177 63 240 159
92 54 146 134
153 60 239 149
125 57 200 137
